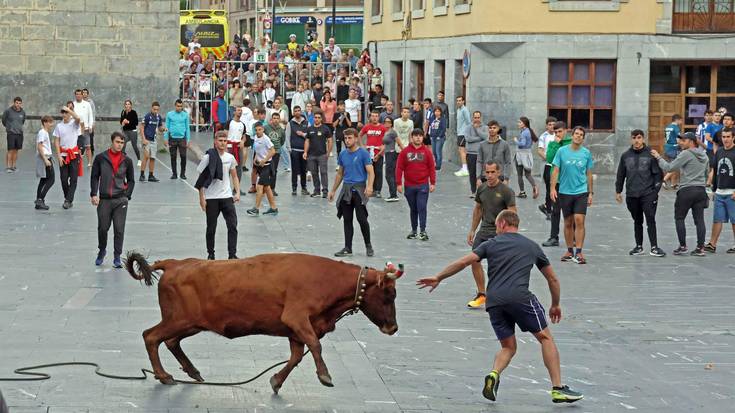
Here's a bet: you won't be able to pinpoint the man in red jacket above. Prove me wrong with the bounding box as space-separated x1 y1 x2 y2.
396 128 436 240
90 131 135 268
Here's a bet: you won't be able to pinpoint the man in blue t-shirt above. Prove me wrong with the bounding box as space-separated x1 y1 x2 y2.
664 114 683 188
328 128 376 258
550 126 594 264
138 101 165 183
417 210 584 405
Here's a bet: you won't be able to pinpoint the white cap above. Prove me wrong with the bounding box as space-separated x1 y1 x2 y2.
289 34 296 38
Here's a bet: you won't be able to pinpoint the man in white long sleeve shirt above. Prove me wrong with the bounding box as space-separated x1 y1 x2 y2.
73 89 94 167
291 83 308 114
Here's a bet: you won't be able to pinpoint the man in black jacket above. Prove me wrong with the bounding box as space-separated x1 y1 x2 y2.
615 130 666 257
91 131 135 268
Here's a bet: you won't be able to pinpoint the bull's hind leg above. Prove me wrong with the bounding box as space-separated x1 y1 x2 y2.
269 338 305 394
165 329 204 382
281 311 333 387
142 322 193 385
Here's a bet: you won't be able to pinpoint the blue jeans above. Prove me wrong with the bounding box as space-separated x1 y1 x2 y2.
431 136 445 169
405 184 430 232
279 146 291 170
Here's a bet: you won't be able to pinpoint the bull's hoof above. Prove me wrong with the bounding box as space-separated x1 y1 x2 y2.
269 375 282 394
157 375 176 385
317 373 334 387
183 367 204 382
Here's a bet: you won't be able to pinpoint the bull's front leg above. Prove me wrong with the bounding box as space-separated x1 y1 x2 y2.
281 310 334 387
269 337 305 394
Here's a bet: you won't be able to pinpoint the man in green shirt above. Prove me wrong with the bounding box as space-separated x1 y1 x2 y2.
542 121 572 247
264 112 286 195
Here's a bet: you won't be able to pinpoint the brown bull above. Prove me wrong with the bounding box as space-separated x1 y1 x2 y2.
124 251 403 393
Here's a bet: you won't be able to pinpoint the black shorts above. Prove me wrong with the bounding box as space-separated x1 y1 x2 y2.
255 163 274 187
6 133 23 150
559 192 588 217
487 295 548 340
457 135 466 147
472 233 494 250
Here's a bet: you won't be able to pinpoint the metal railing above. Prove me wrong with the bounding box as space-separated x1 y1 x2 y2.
180 72 214 132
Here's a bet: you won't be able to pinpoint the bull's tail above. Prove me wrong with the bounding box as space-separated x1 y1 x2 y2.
125 251 158 286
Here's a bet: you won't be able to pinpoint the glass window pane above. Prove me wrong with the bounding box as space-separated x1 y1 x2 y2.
549 86 568 106
573 63 590 81
549 108 567 125
550 61 569 82
685 65 711 93
717 65 735 93
594 62 614 83
571 109 590 129
716 96 735 114
650 62 682 93
594 86 613 106
593 109 613 130
684 96 710 125
572 86 590 106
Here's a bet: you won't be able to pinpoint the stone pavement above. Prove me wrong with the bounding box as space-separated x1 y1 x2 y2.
0 141 734 412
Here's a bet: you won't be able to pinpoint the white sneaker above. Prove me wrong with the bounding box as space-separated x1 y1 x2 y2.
137 160 142 167
454 168 469 177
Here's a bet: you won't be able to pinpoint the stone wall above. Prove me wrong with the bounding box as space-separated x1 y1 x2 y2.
0 0 180 148
374 33 735 174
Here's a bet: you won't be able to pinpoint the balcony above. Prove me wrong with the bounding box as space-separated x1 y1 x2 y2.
673 0 735 33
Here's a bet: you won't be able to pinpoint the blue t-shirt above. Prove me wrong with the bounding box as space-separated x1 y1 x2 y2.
664 122 680 152
552 145 594 195
338 147 372 184
704 123 722 151
143 112 162 140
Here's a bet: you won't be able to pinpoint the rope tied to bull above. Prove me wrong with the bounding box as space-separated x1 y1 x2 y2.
0 267 372 386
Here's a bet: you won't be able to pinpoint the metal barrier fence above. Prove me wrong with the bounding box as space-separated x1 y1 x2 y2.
205 60 372 126
180 72 214 132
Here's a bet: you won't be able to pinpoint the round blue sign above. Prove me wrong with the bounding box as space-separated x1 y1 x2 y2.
462 49 471 78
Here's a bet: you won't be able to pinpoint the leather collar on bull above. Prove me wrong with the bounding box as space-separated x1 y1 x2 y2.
123 251 404 394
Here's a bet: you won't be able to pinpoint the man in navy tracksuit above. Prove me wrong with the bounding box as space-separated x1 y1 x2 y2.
90 131 135 268
615 130 666 257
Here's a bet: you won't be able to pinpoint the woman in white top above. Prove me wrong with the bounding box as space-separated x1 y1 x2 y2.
35 115 55 210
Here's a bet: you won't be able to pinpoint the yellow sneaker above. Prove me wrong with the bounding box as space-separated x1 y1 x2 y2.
467 293 486 308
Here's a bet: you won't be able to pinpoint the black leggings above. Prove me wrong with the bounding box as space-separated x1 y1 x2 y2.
341 191 371 250
467 153 478 194
674 186 708 248
123 130 140 160
290 150 307 190
59 158 79 202
205 197 238 257
543 164 553 211
37 161 55 201
626 192 659 248
97 197 128 256
168 138 187 176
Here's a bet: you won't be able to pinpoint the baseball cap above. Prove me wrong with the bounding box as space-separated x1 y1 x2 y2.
679 131 697 141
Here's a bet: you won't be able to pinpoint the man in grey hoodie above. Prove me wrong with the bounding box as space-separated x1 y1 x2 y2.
476 120 512 186
466 110 487 196
652 132 709 256
2 96 26 173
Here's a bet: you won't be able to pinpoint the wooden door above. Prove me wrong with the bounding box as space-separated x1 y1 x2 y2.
649 94 683 151
395 62 403 106
416 61 425 101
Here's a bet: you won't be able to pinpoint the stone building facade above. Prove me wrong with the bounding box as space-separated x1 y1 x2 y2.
0 0 180 148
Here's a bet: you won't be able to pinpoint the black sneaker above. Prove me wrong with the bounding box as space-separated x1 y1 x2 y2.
263 208 279 216
673 246 688 255
170 174 177 179
334 248 352 257
147 175 159 182
301 188 309 195
703 243 717 253
542 237 559 247
650 246 666 257
375 191 382 198
537 204 548 215
62 200 71 209
418 232 429 241
366 245 374 257
228 255 238 260
551 385 583 404
139 173 146 182
291 189 297 195
629 245 644 256
310 191 319 198
482 371 500 401
407 232 418 240
35 199 50 210
517 191 527 198
246 208 259 216
180 174 187 180
690 247 706 257
272 191 279 197
322 192 328 198
207 253 215 260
